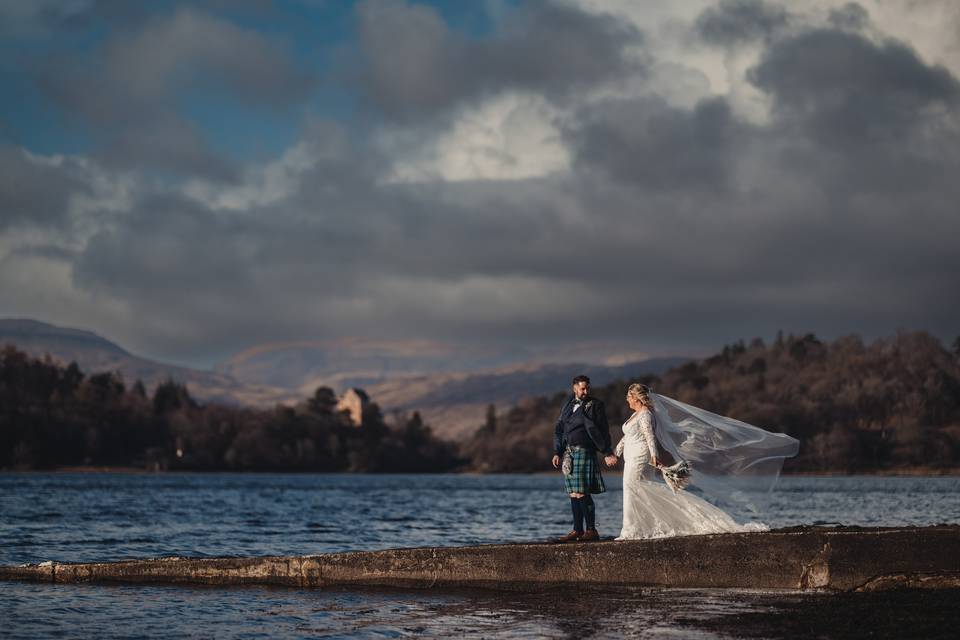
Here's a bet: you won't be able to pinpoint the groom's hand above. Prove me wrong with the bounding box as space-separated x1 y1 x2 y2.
604 455 618 467
551 455 561 469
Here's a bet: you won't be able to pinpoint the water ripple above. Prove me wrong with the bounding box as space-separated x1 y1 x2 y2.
0 473 957 567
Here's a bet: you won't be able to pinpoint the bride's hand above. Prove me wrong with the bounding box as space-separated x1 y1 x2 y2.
604 455 618 467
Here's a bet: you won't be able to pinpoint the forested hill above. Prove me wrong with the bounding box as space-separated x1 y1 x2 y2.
0 345 458 472
463 332 960 473
4 332 959 474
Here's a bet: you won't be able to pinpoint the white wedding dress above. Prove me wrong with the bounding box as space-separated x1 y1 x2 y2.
615 408 765 540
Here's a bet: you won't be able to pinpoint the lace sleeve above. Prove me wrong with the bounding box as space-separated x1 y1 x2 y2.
639 410 658 460
615 436 624 457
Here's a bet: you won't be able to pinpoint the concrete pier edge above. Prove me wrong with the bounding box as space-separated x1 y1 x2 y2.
2 526 959 592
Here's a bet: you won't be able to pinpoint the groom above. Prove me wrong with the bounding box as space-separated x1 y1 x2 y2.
552 374 617 542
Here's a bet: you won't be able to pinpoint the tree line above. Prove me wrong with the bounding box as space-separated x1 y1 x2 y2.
4 330 959 473
0 345 459 472
463 331 960 473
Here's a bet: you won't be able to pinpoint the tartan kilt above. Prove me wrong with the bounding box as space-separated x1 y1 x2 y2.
563 446 606 494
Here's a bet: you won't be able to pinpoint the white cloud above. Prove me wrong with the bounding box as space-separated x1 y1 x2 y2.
183 142 317 211
0 231 132 337
384 92 571 183
570 0 960 126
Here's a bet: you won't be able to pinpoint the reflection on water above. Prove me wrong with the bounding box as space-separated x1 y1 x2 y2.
3 582 775 640
7 581 959 640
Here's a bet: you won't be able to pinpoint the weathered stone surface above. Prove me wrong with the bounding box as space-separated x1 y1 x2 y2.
2 526 958 592
855 571 960 592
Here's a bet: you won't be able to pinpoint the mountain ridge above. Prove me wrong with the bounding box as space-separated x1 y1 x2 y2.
364 356 689 438
0 318 131 356
0 318 299 407
0 317 689 438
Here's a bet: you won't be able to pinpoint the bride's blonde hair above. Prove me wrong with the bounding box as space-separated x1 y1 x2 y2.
627 383 653 408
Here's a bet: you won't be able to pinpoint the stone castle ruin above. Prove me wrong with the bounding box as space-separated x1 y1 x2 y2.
336 388 369 426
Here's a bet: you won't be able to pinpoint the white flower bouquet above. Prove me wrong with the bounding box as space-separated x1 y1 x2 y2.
660 460 692 493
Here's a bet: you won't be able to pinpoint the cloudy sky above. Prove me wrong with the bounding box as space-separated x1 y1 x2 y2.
1 0 958 368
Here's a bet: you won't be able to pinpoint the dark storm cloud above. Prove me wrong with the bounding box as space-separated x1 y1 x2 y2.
56 17 960 357
5 3 960 362
565 96 741 191
750 29 960 132
61 123 407 356
748 28 960 192
72 221 324 364
0 145 90 230
96 117 239 183
827 3 870 31
37 7 311 121
7 244 77 263
521 19 959 346
352 0 645 119
33 6 313 179
695 0 789 46
0 0 275 36
72 194 250 298
0 1 143 36
57 126 607 355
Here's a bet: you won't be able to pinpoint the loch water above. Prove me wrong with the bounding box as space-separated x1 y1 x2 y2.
1 473 958 639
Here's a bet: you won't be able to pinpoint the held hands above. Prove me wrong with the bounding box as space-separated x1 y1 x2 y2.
553 453 619 468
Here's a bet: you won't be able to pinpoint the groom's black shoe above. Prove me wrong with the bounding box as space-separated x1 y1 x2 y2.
579 529 600 542
555 530 582 543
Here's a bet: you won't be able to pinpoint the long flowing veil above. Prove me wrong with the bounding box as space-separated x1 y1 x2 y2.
651 393 800 516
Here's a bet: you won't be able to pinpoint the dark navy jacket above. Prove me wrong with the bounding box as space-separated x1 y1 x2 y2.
553 396 613 456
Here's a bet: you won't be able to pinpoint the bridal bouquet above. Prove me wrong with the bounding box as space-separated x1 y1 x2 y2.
660 460 692 493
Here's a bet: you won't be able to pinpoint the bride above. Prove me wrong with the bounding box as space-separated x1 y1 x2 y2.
614 383 798 540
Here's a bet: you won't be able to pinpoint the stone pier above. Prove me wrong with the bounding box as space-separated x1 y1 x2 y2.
2 526 958 592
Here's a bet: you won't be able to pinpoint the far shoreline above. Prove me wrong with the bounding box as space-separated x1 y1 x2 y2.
2 466 959 477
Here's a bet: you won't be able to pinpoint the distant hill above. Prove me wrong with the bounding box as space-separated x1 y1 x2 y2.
215 338 687 438
0 318 298 407
0 318 132 362
365 357 689 439
462 331 960 473
215 338 542 393
1 318 688 439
